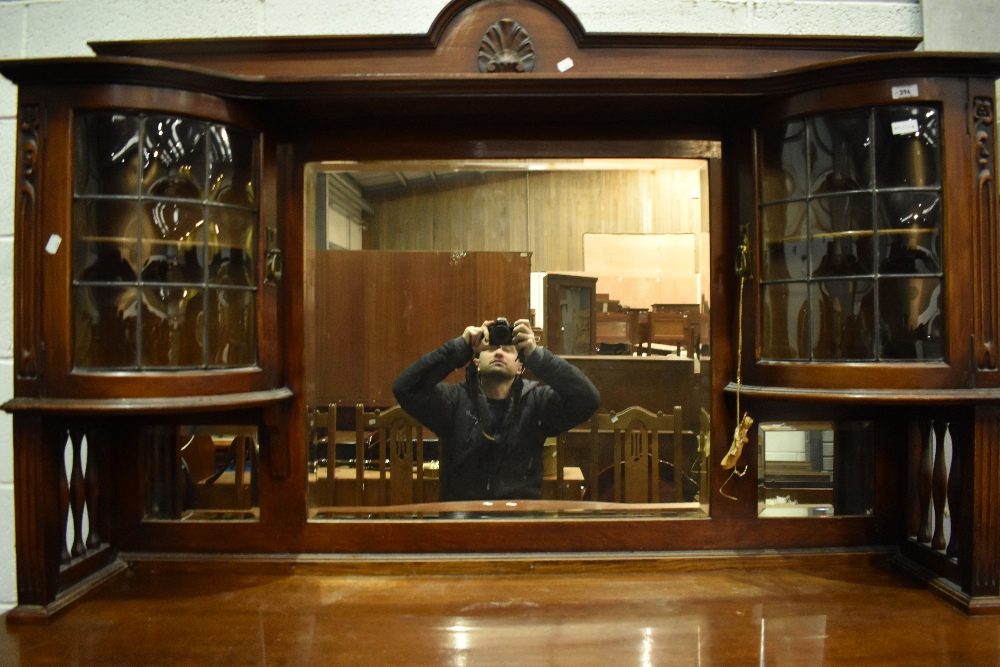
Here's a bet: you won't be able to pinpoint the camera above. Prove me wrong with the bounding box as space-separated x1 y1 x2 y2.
487 317 514 346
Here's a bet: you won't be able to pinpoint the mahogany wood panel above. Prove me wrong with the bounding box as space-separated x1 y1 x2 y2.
556 356 700 431
311 250 529 407
970 78 1000 379
967 406 1000 597
13 99 43 397
12 414 63 608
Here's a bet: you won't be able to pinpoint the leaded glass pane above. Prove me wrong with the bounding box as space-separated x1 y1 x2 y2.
73 111 258 371
758 104 943 363
761 202 808 281
142 116 207 198
809 195 874 278
73 285 138 368
759 120 807 203
74 113 141 196
140 201 206 283
207 289 256 367
877 192 942 275
810 280 875 360
879 277 943 360
73 200 139 281
208 207 255 287
140 286 204 368
874 106 940 189
761 282 809 359
809 112 872 195
207 125 256 207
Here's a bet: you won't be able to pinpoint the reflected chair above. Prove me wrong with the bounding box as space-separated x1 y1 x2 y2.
187 426 259 510
590 405 684 503
355 404 427 505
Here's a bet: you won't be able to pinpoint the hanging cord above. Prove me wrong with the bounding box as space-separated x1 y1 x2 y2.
720 232 753 500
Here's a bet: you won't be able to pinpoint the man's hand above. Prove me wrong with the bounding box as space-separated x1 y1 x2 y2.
462 320 493 354
512 318 537 360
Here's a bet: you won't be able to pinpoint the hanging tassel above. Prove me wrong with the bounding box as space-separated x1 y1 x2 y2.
720 233 753 500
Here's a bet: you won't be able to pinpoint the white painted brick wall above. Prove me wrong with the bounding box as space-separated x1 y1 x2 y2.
921 0 1000 51
0 0 976 615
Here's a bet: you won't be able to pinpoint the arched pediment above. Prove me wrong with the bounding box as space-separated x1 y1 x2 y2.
81 0 920 81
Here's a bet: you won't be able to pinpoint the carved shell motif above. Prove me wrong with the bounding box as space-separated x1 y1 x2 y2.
477 19 535 73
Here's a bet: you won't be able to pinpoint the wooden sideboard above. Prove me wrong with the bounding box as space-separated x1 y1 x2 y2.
3 0 1000 620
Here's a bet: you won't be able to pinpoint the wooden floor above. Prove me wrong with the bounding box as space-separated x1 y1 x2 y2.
3 554 1000 666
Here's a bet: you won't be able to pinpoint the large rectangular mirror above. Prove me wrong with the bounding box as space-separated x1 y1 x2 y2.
303 159 712 519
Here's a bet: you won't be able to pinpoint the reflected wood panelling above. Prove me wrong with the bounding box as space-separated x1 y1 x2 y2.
365 169 704 273
311 250 529 408
368 172 530 252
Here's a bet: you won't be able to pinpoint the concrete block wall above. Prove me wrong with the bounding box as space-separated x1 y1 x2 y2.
0 0 979 614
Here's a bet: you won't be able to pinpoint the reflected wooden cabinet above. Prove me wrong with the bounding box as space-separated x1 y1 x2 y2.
542 274 597 355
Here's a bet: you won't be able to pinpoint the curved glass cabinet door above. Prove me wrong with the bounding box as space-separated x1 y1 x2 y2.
73 112 259 370
758 105 942 362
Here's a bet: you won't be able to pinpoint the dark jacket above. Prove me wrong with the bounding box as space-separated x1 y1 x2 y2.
392 337 600 501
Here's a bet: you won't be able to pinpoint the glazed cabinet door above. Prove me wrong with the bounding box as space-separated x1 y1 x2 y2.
15 84 278 400
747 77 987 391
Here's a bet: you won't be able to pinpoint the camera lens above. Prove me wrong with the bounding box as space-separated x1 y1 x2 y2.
489 318 513 345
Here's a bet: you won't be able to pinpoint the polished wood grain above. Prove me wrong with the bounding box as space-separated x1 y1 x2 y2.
4 555 1000 665
310 250 529 407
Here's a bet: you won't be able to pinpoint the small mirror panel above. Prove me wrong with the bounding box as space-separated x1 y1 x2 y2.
142 424 260 521
758 420 874 518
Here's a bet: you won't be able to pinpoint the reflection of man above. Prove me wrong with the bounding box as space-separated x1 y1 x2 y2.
392 318 600 501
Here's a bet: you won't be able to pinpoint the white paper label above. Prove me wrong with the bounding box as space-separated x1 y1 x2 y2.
891 84 919 100
557 57 574 72
891 118 919 136
44 234 62 255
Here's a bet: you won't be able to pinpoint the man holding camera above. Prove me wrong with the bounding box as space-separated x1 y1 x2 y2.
392 317 600 501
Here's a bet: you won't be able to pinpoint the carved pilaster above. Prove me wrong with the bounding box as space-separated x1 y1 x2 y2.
477 19 535 73
13 413 65 610
973 97 998 371
965 406 1000 597
15 103 43 381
